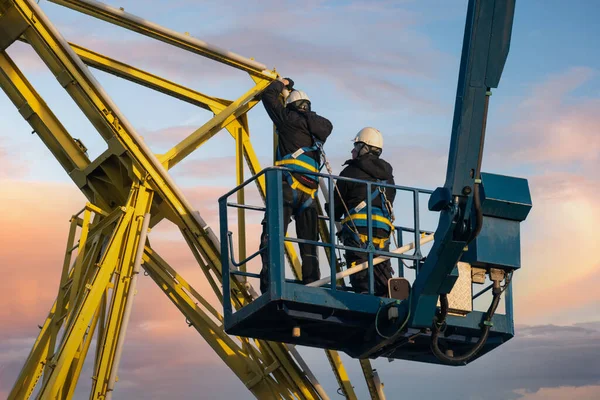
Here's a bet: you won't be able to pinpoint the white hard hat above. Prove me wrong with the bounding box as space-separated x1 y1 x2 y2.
353 127 383 149
285 90 310 105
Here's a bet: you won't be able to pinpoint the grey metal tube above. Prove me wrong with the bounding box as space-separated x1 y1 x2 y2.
105 213 150 400
286 345 330 400
307 234 434 288
372 370 386 400
50 0 270 73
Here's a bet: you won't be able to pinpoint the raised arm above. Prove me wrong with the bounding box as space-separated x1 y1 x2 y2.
305 112 333 143
261 79 290 129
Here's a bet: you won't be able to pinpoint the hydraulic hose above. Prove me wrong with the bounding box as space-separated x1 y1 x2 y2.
431 289 501 366
471 182 484 241
468 89 491 243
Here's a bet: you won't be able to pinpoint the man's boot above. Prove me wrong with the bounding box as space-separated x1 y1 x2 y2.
259 266 268 294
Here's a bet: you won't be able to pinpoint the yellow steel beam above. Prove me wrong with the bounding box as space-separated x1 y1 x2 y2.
44 216 80 381
9 304 55 399
45 213 106 383
260 343 319 400
0 1 29 50
2 2 352 399
14 38 270 200
179 235 318 399
159 80 270 170
50 42 300 281
12 0 222 268
36 198 135 398
325 351 357 400
65 41 231 112
223 117 303 279
235 127 247 275
64 209 92 330
61 305 102 400
181 228 227 305
31 40 267 189
141 248 290 399
91 183 153 399
180 233 320 399
8 204 113 400
29 194 145 399
64 36 342 393
14 35 301 284
359 359 386 400
175 230 320 399
0 51 90 173
93 291 108 384
49 0 277 80
16 38 271 205
236 119 266 199
148 241 224 322
0 49 125 211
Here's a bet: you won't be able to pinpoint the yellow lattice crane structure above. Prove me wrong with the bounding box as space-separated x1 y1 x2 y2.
0 0 381 398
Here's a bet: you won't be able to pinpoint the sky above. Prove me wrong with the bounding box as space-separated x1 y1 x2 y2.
1 0 599 399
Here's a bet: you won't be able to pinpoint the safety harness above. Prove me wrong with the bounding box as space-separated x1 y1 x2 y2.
340 181 395 249
274 134 324 216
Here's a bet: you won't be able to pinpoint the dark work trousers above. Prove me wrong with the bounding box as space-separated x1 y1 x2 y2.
343 229 393 297
260 180 320 294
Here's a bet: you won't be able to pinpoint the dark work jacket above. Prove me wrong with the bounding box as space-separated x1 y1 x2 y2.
261 80 333 186
333 154 396 224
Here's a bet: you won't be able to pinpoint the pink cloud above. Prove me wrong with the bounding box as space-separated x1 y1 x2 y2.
515 266 600 324
172 156 238 178
0 171 598 397
0 140 28 179
0 180 87 336
528 171 599 201
511 171 600 324
137 125 202 146
2 12 599 391
197 27 446 112
43 0 450 112
4 42 48 73
0 177 258 394
473 68 600 324
365 144 600 325
489 67 600 167
515 385 600 400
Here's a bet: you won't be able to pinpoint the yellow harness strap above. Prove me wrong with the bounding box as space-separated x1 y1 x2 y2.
274 158 318 198
284 173 317 198
340 214 395 231
275 159 319 173
357 234 389 248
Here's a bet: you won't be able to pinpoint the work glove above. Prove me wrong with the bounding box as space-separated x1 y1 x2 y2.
283 77 294 91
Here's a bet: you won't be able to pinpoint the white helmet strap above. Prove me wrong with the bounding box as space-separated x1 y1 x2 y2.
288 98 310 112
355 142 381 157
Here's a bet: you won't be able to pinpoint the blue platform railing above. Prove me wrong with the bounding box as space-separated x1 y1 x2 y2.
218 167 435 318
219 167 518 363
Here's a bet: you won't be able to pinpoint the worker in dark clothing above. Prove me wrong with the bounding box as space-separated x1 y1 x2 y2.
259 77 333 294
332 127 396 297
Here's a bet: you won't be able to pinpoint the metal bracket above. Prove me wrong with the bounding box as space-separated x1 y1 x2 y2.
0 5 29 51
18 103 35 120
56 69 75 88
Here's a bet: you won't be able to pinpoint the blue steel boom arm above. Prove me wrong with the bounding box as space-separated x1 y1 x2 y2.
405 0 516 329
219 0 527 369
